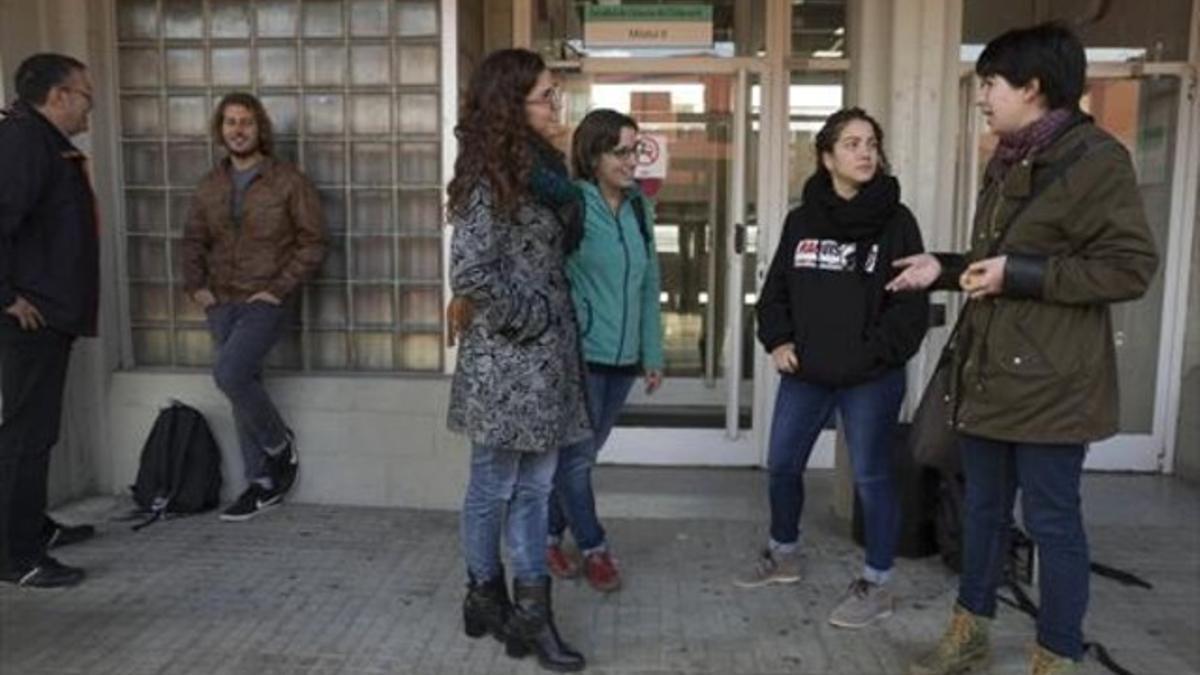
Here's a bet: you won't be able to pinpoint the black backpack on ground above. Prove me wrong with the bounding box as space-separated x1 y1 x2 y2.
129 401 222 529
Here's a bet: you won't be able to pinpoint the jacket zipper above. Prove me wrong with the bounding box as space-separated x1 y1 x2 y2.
611 200 631 365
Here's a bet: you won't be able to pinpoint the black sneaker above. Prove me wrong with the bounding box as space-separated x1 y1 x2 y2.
266 436 299 497
0 556 85 588
43 517 96 549
219 484 280 522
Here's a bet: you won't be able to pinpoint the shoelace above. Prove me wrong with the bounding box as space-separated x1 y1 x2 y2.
847 578 873 599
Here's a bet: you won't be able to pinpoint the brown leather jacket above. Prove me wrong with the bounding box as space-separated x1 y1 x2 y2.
182 156 326 302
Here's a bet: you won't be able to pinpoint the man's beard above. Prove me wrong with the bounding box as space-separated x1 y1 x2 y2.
225 138 259 158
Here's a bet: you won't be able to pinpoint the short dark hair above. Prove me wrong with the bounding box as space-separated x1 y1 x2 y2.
571 108 639 182
211 92 275 156
814 107 890 176
975 22 1086 111
14 53 86 105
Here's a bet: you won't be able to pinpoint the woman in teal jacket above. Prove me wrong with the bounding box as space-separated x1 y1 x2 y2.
546 109 664 592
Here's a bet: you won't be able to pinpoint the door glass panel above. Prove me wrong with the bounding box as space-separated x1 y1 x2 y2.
791 0 846 58
787 72 844 204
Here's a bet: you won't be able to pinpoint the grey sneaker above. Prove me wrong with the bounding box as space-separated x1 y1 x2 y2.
733 548 802 588
828 578 894 628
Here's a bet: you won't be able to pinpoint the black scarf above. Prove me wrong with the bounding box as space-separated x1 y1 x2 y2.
802 171 901 273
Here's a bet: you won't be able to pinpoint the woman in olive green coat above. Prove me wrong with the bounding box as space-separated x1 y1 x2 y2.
888 23 1158 675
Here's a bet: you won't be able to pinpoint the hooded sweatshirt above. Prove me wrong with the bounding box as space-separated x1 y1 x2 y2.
756 172 928 387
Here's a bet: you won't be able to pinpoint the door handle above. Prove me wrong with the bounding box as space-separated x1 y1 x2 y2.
733 222 746 255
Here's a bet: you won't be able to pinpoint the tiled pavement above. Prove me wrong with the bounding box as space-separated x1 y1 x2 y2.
1 468 1197 675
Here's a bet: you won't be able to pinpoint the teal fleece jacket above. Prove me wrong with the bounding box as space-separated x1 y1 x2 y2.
567 181 665 370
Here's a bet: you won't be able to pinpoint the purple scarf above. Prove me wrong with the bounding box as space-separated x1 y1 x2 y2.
985 108 1075 182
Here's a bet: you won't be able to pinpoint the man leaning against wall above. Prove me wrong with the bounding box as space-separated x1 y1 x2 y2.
181 92 326 523
0 53 100 589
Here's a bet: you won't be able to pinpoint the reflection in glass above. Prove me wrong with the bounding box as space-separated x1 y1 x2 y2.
126 191 168 234
256 0 300 37
350 0 390 37
124 144 165 186
396 45 438 85
310 284 348 325
318 189 347 231
210 0 252 38
119 0 159 40
166 49 206 87
176 329 215 366
305 142 347 184
120 48 162 89
258 47 299 87
261 95 299 134
169 191 194 233
397 94 438 134
399 238 439 280
399 287 441 325
130 283 171 322
303 0 344 38
132 329 171 366
397 143 438 184
305 94 345 135
351 45 392 86
396 1 438 36
164 0 204 38
168 96 209 137
305 46 348 87
353 333 394 369
398 333 440 371
313 331 349 369
122 97 163 137
352 285 394 325
352 190 393 232
397 190 440 231
212 48 251 86
168 144 211 186
128 236 168 279
351 94 392 135
352 143 393 185
352 236 395 279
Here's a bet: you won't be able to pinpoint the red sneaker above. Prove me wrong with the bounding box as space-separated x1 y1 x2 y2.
546 544 580 579
584 550 622 592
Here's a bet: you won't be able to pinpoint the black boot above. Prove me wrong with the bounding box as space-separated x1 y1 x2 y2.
463 572 511 642
505 577 585 672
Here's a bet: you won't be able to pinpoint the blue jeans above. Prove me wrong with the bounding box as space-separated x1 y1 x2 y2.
548 371 635 552
956 435 1088 660
766 368 905 576
207 302 290 484
461 443 559 584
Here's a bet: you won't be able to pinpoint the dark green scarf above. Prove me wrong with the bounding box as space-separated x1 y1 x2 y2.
528 141 584 254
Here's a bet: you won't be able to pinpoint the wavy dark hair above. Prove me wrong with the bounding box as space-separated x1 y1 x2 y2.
447 49 556 220
571 108 638 182
211 92 275 157
814 107 890 177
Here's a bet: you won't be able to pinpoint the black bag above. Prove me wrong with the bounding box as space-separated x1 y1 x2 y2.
909 137 1098 471
129 401 222 529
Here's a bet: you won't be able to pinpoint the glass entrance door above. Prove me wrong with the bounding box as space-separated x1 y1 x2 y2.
556 69 759 464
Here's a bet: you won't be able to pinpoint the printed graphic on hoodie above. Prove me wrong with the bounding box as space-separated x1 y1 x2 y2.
792 239 878 273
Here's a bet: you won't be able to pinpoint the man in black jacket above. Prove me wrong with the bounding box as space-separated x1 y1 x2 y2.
0 53 100 588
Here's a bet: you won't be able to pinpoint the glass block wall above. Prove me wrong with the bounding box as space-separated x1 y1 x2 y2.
116 0 443 372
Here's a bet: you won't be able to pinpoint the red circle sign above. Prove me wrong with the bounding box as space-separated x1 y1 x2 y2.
636 135 660 166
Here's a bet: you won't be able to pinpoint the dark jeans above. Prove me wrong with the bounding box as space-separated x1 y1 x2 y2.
766 368 905 574
0 319 74 570
549 371 636 552
956 434 1089 660
207 302 290 484
461 443 559 584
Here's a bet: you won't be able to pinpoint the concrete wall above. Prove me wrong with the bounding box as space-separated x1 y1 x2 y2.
0 0 124 507
107 373 470 509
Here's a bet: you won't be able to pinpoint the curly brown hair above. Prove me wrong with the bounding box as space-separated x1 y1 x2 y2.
211 92 274 157
447 49 552 220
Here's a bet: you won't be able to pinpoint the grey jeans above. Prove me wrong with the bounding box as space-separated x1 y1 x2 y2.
207 301 290 483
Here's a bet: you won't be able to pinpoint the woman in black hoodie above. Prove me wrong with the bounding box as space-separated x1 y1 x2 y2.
739 108 928 629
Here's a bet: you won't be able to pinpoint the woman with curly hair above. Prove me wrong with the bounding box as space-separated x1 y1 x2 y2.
445 48 588 673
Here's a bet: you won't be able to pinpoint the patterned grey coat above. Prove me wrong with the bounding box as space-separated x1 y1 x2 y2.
446 185 592 453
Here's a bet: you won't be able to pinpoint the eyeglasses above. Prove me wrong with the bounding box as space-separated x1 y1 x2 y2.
607 142 645 160
525 87 562 107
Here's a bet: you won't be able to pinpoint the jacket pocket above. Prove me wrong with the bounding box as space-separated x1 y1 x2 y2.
576 296 593 338
987 305 1058 378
